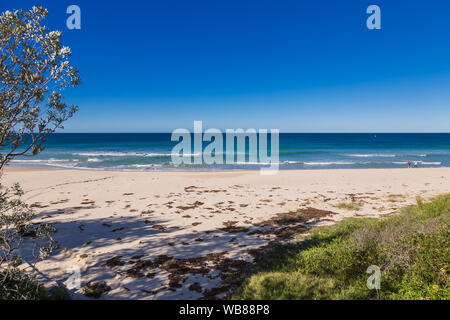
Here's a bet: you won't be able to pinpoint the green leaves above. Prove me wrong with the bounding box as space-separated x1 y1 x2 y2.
0 7 76 297
0 6 81 168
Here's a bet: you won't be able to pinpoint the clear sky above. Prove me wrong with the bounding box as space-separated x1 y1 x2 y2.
3 0 450 132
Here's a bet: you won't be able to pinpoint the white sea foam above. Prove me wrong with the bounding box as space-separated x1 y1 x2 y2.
10 160 94 170
420 161 441 165
232 160 301 165
281 160 302 165
129 164 163 168
74 151 173 157
10 159 45 163
347 154 396 158
304 161 355 166
11 159 69 163
234 161 273 165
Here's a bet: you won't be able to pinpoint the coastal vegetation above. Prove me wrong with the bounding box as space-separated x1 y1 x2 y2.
334 200 365 211
235 194 450 300
0 6 80 299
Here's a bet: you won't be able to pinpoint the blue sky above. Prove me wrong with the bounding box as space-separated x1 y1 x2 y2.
3 0 450 132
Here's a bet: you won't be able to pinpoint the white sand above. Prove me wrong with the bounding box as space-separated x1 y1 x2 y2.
3 167 450 299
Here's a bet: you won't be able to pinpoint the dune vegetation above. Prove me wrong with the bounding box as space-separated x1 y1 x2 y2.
234 195 450 300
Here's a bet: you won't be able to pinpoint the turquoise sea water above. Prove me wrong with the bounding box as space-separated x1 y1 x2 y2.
7 133 450 171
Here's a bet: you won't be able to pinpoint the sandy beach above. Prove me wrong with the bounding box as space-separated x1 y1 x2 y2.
3 167 450 299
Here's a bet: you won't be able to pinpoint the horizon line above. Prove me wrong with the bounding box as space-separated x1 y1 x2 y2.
52 132 450 134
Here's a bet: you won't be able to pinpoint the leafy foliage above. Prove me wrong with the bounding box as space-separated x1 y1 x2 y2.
0 183 57 267
0 266 46 299
0 6 80 168
0 6 80 299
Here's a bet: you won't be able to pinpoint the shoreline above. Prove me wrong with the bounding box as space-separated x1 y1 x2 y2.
5 164 449 174
3 166 450 299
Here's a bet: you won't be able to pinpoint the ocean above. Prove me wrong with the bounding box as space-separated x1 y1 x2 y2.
8 133 450 171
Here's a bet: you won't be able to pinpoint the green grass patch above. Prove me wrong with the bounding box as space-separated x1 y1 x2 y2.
0 267 70 300
234 194 450 300
334 201 365 211
387 194 406 203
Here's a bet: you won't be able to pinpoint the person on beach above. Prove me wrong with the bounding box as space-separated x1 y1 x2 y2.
408 160 411 168
414 161 418 168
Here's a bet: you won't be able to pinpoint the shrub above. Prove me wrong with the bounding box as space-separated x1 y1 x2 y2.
0 6 80 299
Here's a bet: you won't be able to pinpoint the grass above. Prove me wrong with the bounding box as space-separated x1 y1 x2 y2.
334 200 365 211
0 267 61 300
387 194 406 203
234 194 450 300
0 267 70 300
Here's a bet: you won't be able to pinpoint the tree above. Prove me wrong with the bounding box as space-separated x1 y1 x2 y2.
0 6 81 169
0 6 80 299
